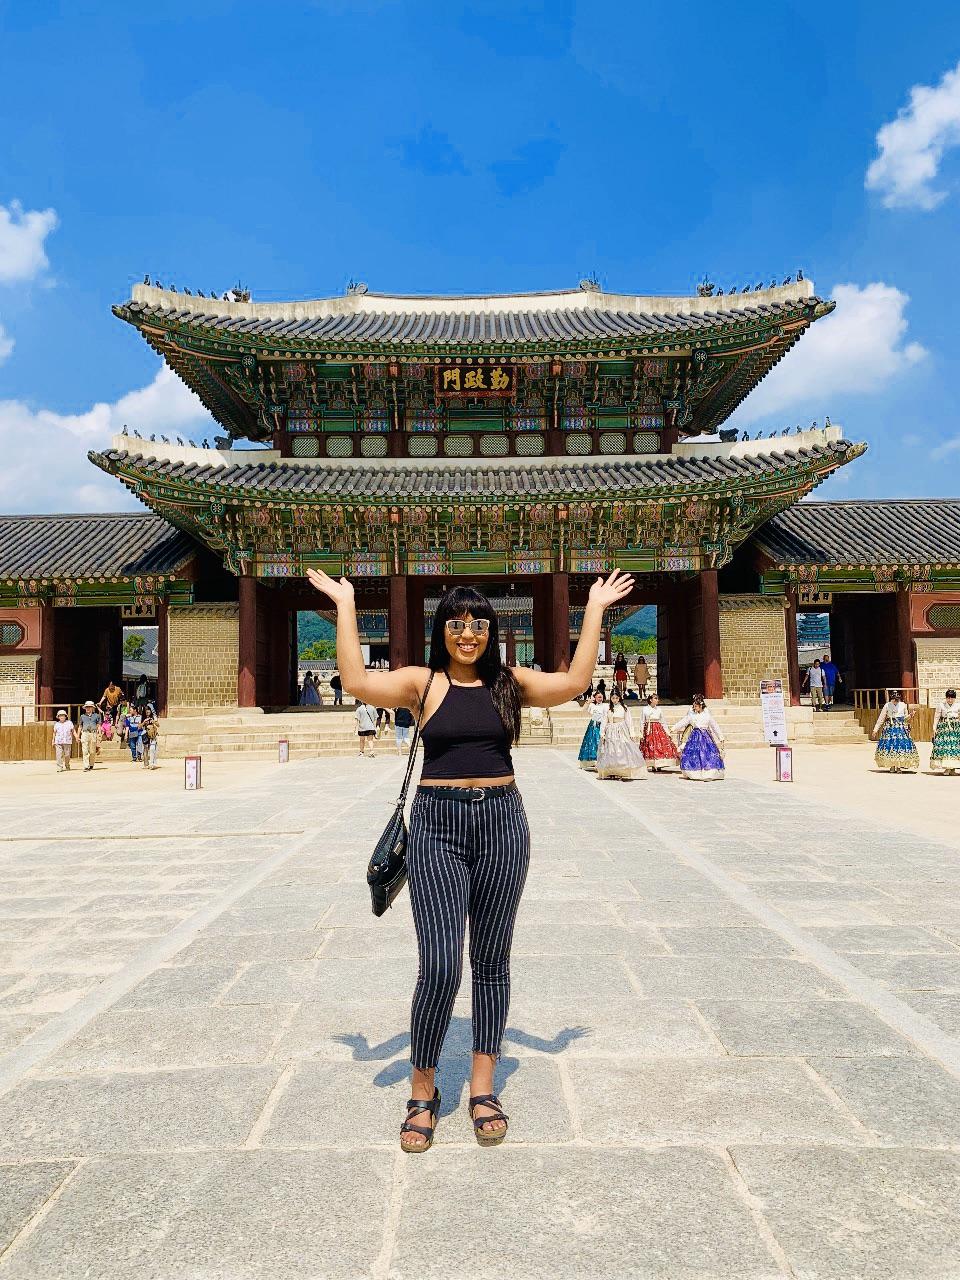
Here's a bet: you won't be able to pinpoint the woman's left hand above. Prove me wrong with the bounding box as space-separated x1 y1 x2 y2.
587 569 635 612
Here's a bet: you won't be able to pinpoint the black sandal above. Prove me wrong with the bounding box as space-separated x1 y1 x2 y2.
469 1093 509 1147
400 1087 440 1154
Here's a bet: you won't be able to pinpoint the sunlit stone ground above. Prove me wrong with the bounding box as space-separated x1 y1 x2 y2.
0 747 959 1278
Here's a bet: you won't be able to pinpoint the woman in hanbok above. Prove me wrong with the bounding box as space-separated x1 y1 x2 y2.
596 690 647 780
300 671 321 706
577 691 607 770
930 688 960 775
640 694 680 770
672 695 725 781
871 690 919 773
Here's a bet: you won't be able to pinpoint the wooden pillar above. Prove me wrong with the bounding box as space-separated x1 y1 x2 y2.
532 575 550 668
270 600 290 706
156 601 169 715
407 577 426 665
668 581 691 701
389 575 409 670
784 587 802 708
290 609 300 705
895 587 915 694
39 602 55 715
700 569 723 700
550 571 570 672
238 574 258 707
505 626 517 668
603 626 612 665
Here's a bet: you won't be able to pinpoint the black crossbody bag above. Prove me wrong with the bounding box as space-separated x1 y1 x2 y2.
367 671 435 917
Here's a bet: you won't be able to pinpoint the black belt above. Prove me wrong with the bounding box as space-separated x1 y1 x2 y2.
416 782 517 803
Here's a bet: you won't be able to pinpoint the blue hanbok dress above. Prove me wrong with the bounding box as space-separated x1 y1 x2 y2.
578 704 606 770
872 700 919 772
672 708 725 781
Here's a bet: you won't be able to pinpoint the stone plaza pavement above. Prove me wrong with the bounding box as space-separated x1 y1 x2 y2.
1 751 960 1278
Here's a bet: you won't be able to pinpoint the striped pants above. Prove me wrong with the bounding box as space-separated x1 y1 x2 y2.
407 784 530 1070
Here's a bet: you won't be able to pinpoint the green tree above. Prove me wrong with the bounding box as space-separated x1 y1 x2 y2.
300 639 338 662
123 633 146 662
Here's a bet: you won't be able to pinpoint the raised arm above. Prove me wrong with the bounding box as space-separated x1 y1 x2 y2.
306 569 428 711
871 703 888 737
513 570 634 709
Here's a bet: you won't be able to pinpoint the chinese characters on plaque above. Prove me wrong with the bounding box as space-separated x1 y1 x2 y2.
435 363 514 397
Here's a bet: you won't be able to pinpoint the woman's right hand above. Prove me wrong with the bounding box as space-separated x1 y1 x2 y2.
306 568 355 608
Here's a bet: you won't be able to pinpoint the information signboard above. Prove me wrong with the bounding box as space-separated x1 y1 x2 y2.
278 738 289 764
184 755 202 790
760 678 788 745
775 744 794 782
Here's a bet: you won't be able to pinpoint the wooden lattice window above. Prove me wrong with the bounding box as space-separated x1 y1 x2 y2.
928 604 960 631
0 622 25 648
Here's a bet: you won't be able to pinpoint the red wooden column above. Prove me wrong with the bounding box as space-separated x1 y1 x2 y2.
389 575 409 669
406 577 426 665
532 575 550 668
895 587 915 694
156 601 169 715
38 602 55 715
784 586 802 707
505 626 517 667
700 569 724 700
603 626 612 665
238 574 258 708
550 571 570 671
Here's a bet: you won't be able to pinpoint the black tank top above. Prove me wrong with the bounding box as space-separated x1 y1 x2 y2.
420 676 514 780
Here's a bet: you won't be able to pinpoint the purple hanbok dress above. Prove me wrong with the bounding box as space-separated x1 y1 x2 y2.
672 708 725 781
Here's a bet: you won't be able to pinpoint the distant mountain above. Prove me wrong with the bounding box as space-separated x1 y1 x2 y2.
612 604 656 639
298 611 335 655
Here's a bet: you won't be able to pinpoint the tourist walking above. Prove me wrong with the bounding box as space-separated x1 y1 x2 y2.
78 700 102 772
803 658 826 711
141 706 160 769
355 700 378 755
330 671 343 705
871 690 919 773
930 689 960 775
632 654 649 697
124 706 144 761
577 690 607 770
640 694 680 770
596 690 647 780
300 671 321 705
672 696 726 780
97 680 123 718
52 709 77 772
613 651 629 697
306 564 633 1153
394 704 414 754
376 706 392 738
821 653 841 708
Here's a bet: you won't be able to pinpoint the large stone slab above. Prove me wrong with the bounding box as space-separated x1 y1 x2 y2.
505 995 723 1058
810 1057 960 1144
567 1058 864 1144
0 1151 389 1279
626 956 845 1000
659 926 795 957
112 962 242 1010
697 999 917 1057
392 1147 779 1279
0 1066 280 1158
0 1162 75 1251
732 1145 960 1279
46 1005 291 1071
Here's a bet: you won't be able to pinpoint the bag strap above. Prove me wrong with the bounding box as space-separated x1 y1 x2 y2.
395 670 435 808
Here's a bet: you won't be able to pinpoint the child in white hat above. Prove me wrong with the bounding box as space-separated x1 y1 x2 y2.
52 710 78 772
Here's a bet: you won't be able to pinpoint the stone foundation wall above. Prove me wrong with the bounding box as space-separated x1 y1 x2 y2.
0 655 38 724
167 605 239 709
915 637 960 696
719 594 788 704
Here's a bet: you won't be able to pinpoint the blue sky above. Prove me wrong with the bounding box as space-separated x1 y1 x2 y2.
2 0 960 511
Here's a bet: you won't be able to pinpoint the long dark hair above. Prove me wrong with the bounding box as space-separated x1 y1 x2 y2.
427 585 523 744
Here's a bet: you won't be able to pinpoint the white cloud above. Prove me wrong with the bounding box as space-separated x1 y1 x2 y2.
866 61 960 209
0 322 12 365
0 364 215 513
931 435 960 460
0 200 58 284
727 283 927 428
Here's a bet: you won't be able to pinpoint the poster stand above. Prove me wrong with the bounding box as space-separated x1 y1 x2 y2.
184 755 202 790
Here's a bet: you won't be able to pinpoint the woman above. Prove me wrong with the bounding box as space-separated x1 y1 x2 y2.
123 705 144 762
141 706 160 770
577 691 607 770
355 699 378 756
596 689 647 780
300 671 321 706
640 693 680 770
872 690 919 773
307 565 633 1153
632 655 649 698
613 651 629 697
672 696 725 780
931 689 960 775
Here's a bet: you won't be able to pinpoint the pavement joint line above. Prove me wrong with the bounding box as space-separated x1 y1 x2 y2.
555 1058 585 1142
0 1156 87 1268
795 1057 876 1137
719 1146 795 1278
0 763 403 1099
684 998 731 1056
0 832 306 844
243 1062 297 1149
370 1149 407 1280
554 749 960 1083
